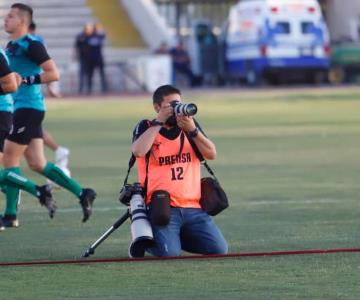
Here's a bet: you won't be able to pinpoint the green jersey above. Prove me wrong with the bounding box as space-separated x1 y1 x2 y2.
0 48 13 112
6 34 50 111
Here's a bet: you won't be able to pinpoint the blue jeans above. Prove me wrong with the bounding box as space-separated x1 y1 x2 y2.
147 208 228 257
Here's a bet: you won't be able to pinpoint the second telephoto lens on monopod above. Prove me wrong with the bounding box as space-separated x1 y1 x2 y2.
128 183 155 257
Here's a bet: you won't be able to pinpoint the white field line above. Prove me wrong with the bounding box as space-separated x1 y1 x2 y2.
23 206 127 214
246 198 342 206
23 198 347 214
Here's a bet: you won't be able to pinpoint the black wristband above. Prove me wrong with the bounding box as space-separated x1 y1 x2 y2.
188 127 199 138
151 120 164 127
0 84 5 95
23 74 41 85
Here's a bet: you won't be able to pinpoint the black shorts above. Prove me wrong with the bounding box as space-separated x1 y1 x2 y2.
0 111 12 152
7 108 45 145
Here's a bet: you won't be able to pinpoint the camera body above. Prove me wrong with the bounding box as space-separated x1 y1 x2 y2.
170 100 197 117
119 182 155 257
119 183 141 206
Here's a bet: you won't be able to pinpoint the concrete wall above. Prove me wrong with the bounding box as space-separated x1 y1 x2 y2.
121 0 173 50
326 0 360 42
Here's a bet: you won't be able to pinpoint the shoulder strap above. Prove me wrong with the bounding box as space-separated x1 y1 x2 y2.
123 152 151 195
122 154 136 186
124 119 152 188
185 132 218 181
143 151 151 196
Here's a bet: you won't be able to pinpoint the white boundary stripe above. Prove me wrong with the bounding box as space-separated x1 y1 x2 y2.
245 198 342 206
25 206 127 214
23 198 346 214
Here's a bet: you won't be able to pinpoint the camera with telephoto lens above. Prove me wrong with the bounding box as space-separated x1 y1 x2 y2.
119 182 155 257
170 100 197 116
119 183 134 206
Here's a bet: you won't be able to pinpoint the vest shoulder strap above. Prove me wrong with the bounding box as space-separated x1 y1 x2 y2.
185 131 217 180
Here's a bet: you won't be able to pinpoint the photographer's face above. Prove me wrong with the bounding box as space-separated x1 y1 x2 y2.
154 93 181 112
154 93 181 127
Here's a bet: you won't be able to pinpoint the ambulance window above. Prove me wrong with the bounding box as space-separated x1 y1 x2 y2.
302 22 315 34
275 22 290 34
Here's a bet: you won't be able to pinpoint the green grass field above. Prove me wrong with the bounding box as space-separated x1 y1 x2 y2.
1 87 360 299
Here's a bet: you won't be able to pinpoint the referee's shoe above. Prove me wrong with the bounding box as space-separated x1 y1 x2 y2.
79 188 96 222
37 184 57 218
0 217 5 231
1 215 19 228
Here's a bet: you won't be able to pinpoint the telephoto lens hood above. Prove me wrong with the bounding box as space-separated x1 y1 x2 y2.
170 100 198 116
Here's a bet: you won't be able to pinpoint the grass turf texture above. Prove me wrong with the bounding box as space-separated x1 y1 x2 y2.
1 87 360 299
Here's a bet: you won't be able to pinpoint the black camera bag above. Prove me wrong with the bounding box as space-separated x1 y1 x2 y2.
186 133 229 216
200 177 228 216
150 190 171 226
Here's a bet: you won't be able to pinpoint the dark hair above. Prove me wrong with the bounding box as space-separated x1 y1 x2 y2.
152 85 181 105
11 3 33 24
29 21 36 31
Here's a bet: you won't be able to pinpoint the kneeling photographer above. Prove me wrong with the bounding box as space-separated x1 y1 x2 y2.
131 84 228 257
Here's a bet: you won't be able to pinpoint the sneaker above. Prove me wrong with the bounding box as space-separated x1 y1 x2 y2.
0 218 5 231
55 146 70 168
2 215 19 228
37 184 57 218
79 188 96 222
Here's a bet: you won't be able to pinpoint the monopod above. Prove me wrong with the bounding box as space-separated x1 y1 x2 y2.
82 210 130 258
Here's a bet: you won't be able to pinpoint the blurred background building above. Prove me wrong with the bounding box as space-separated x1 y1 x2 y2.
0 0 358 93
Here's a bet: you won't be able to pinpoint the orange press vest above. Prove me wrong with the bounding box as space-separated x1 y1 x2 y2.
136 131 201 208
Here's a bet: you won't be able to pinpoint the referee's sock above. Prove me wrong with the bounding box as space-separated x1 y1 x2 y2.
0 167 38 197
42 162 82 197
5 185 19 217
0 167 37 216
0 170 7 194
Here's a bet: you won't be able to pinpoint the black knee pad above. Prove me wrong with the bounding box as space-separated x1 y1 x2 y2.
150 190 171 226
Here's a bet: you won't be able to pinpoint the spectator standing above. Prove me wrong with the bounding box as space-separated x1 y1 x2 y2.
74 23 93 94
154 41 170 55
169 41 198 87
86 22 107 94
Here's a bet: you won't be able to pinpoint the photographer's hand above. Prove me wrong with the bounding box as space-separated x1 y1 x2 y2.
132 103 173 157
178 115 217 160
157 102 173 123
176 115 196 132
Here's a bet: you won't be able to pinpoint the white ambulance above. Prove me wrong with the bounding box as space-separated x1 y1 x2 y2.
224 0 331 84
